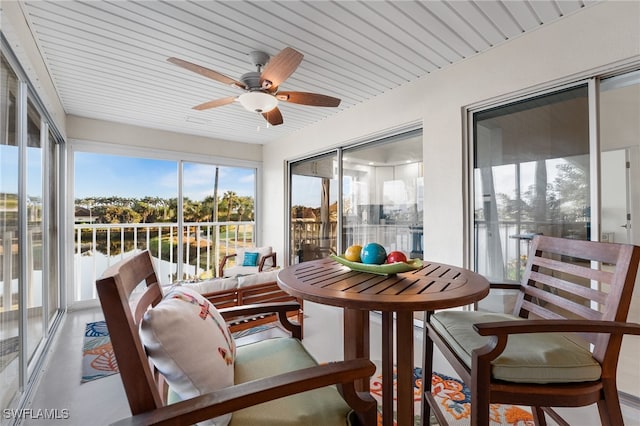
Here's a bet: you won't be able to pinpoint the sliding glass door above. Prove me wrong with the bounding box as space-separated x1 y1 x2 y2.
473 85 590 284
472 69 640 400
342 131 423 257
0 54 20 416
599 70 640 398
288 129 423 264
1 49 64 418
289 153 339 264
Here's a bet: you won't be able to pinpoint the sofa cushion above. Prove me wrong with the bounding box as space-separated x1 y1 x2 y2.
242 252 259 266
430 310 601 384
237 269 279 288
182 277 238 293
237 246 274 267
139 285 236 425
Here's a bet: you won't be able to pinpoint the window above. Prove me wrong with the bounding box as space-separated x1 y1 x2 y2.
72 152 257 301
288 129 423 263
0 50 64 415
473 85 589 283
471 72 640 400
290 153 338 264
342 131 423 257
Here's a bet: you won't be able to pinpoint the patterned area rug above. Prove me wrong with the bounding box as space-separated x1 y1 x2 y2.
81 321 278 383
81 321 118 383
369 365 534 426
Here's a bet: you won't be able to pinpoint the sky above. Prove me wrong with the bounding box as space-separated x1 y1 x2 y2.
74 152 255 200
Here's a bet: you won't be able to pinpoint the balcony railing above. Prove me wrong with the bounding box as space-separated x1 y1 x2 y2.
73 221 255 302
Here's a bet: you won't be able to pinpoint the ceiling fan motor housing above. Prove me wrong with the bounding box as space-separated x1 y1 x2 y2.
240 71 262 90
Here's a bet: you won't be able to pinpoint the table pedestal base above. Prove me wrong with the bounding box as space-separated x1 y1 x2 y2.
345 308 416 426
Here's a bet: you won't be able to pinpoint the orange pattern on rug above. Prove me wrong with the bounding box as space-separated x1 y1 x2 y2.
369 367 534 425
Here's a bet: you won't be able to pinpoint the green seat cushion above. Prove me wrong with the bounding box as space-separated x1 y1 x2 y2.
232 338 352 425
430 311 602 384
169 337 352 425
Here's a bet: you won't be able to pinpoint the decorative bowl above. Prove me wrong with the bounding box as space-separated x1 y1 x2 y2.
330 254 423 275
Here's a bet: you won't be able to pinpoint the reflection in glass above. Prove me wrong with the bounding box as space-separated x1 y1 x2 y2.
290 153 339 264
474 86 589 283
342 130 423 258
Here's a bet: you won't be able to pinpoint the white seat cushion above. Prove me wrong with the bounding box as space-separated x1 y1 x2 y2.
182 277 238 293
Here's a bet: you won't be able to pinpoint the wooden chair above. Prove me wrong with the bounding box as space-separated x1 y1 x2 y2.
96 250 376 426
423 235 640 426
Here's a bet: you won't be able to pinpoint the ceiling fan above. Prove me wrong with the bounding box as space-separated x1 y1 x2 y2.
167 47 341 126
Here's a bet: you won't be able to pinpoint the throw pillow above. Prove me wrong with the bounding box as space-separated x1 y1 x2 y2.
242 252 259 266
139 285 235 426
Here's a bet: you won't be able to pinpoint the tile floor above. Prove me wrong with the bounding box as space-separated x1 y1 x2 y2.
20 302 640 425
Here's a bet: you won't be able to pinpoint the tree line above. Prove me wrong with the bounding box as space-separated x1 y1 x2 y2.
75 192 254 224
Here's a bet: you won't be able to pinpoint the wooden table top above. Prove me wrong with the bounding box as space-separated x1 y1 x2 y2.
277 257 490 311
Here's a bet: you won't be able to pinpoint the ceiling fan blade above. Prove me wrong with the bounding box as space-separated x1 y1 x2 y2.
276 91 341 107
262 107 284 126
167 57 246 89
192 96 236 111
260 47 303 90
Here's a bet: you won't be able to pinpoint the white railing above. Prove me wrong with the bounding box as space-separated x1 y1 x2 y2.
72 221 255 302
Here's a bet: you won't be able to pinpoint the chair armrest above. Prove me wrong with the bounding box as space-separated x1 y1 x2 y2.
488 282 521 290
470 319 640 365
218 302 301 320
219 302 302 339
218 253 237 277
258 252 277 272
474 319 640 337
110 358 376 426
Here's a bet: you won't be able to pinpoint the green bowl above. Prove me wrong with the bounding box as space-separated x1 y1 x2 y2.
330 254 423 275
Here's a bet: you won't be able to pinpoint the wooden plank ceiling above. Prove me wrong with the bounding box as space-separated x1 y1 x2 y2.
20 0 596 144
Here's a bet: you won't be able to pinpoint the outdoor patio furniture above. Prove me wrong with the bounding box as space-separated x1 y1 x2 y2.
422 235 640 426
96 250 376 426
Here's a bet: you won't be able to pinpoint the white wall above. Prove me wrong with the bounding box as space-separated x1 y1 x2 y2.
66 115 262 162
262 1 640 266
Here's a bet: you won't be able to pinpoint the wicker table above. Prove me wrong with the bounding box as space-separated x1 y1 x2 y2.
277 257 490 426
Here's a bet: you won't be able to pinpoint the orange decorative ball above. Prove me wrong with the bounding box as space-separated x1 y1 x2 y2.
344 245 363 262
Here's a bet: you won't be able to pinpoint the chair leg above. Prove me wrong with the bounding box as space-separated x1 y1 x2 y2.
597 380 624 426
532 407 547 426
470 365 491 426
470 390 490 426
421 311 434 426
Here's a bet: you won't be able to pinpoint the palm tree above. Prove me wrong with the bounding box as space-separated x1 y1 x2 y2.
222 191 239 221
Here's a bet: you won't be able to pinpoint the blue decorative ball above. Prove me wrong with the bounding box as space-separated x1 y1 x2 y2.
360 243 387 265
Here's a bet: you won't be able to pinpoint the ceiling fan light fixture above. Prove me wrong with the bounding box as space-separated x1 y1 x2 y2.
238 91 278 113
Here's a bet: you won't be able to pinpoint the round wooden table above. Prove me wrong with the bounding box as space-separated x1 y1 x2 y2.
277 257 490 426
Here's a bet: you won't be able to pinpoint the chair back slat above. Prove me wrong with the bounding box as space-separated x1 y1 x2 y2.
528 270 609 304
514 236 640 362
96 250 166 415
